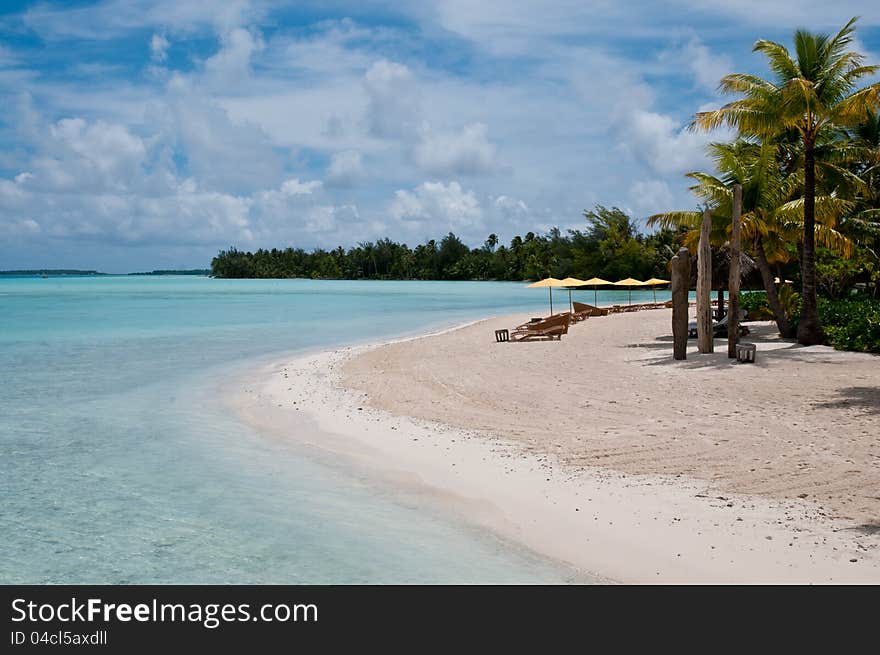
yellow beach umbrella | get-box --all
[559,277,588,313]
[612,278,647,305]
[526,277,566,315]
[643,277,670,303]
[579,277,612,307]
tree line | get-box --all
[210,206,681,282]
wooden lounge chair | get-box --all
[573,302,609,317]
[688,309,749,338]
[510,313,571,341]
[571,303,591,322]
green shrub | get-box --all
[819,297,880,353]
[738,292,879,352]
[740,291,771,318]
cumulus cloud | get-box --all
[204,27,264,86]
[681,37,732,92]
[620,110,710,175]
[325,150,364,188]
[628,179,676,217]
[34,118,147,193]
[160,78,284,193]
[363,59,420,138]
[390,181,483,232]
[413,123,498,176]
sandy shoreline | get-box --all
[232,310,880,583]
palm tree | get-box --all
[650,140,856,336]
[844,111,880,239]
[691,17,880,344]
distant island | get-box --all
[1,269,211,277]
[0,270,105,276]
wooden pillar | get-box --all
[697,209,713,353]
[671,247,690,360]
[728,184,743,358]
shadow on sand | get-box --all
[632,322,871,370]
[811,386,880,415]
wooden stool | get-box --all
[735,342,756,363]
[495,329,509,342]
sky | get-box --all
[1,1,879,272]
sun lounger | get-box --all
[510,313,571,341]
[572,302,609,318]
[688,309,749,338]
[571,306,590,322]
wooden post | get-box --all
[671,247,690,360]
[728,184,743,358]
[697,209,713,353]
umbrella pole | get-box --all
[594,287,597,307]
[629,288,632,305]
[549,287,553,315]
[568,289,572,314]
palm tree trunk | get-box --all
[797,139,824,345]
[755,238,792,337]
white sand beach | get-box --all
[234,309,880,583]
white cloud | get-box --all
[363,59,420,139]
[413,123,498,176]
[681,37,732,92]
[621,110,710,175]
[325,150,364,188]
[390,181,483,231]
[34,118,148,193]
[150,33,170,62]
[204,27,264,86]
[628,179,676,217]
[493,195,528,214]
[160,80,284,193]
[281,178,322,195]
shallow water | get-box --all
[1,276,670,583]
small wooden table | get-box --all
[735,342,756,363]
[495,329,510,342]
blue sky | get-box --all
[1,1,878,272]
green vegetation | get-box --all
[740,291,879,352]
[685,17,880,345]
[211,206,680,282]
[819,297,880,352]
[654,17,880,351]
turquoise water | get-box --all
[0,276,671,583]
